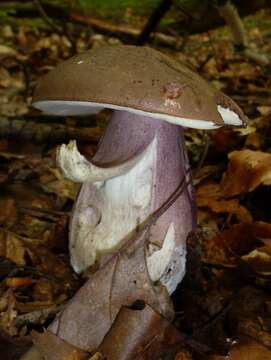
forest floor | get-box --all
[0,4,271,359]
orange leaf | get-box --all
[221,150,271,197]
[202,222,271,266]
[208,339,271,360]
[197,197,252,222]
[6,277,33,288]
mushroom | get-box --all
[32,45,246,294]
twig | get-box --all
[32,0,76,54]
[18,206,70,217]
[15,304,65,328]
[18,206,70,222]
[75,0,93,38]
[194,133,210,175]
[218,0,270,66]
[0,117,103,144]
[32,0,62,35]
[136,0,173,45]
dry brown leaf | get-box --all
[40,168,80,200]
[197,197,252,223]
[193,165,222,186]
[257,106,271,116]
[202,222,271,266]
[0,195,17,227]
[18,215,52,239]
[196,179,252,223]
[245,132,261,149]
[221,150,271,197]
[174,351,193,360]
[7,182,57,213]
[242,244,271,275]
[99,304,185,360]
[46,214,69,250]
[208,339,271,360]
[222,62,261,80]
[6,182,59,238]
[0,229,73,287]
[0,289,17,336]
[0,230,26,266]
[237,319,271,349]
[0,67,25,91]
[32,330,90,360]
[88,354,103,360]
[0,151,25,160]
[0,44,17,58]
[209,128,243,153]
[32,278,54,302]
[16,301,56,313]
[15,304,63,331]
[47,234,173,351]
[28,245,72,280]
[6,277,33,288]
[196,181,222,199]
[0,331,31,360]
[0,289,14,313]
[225,287,271,349]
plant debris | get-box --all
[0,3,271,359]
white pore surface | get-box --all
[33,100,243,129]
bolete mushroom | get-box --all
[32,45,246,294]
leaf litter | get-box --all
[0,6,271,360]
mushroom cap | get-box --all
[32,45,246,129]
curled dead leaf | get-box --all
[0,196,17,227]
[202,222,271,266]
[221,150,271,197]
[210,128,243,153]
[197,197,252,223]
[196,180,252,224]
[0,289,17,336]
[242,245,271,276]
[32,278,54,302]
[174,351,193,360]
[47,234,173,352]
[0,230,26,266]
[196,181,222,199]
[31,330,90,360]
[40,168,80,200]
[0,331,31,360]
[208,338,271,360]
[99,304,184,360]
[6,277,33,288]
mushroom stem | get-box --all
[64,110,196,294]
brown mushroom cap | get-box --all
[32,45,246,128]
